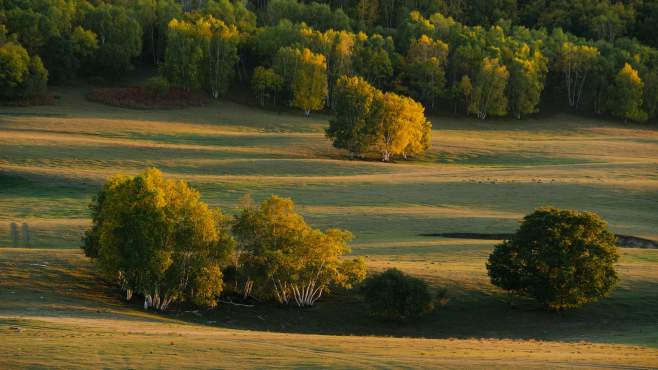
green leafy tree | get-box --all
[0,42,30,96]
[232,195,366,307]
[199,17,240,98]
[608,63,647,123]
[405,35,449,109]
[352,33,394,89]
[251,66,283,106]
[131,0,182,65]
[82,168,234,311]
[469,57,509,120]
[487,207,619,311]
[326,75,383,158]
[508,45,547,119]
[0,41,47,99]
[162,18,205,91]
[362,268,436,322]
[555,42,599,108]
[82,3,142,78]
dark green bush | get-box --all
[362,268,436,321]
[487,207,619,311]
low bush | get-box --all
[362,268,438,321]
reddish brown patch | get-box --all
[87,87,210,109]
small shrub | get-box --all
[144,76,170,99]
[362,268,436,321]
[487,207,619,311]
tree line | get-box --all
[2,0,657,125]
[83,169,620,319]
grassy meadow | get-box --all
[1,86,658,368]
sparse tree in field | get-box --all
[555,42,599,108]
[291,48,327,116]
[251,66,283,106]
[405,35,449,110]
[362,268,437,321]
[469,57,509,120]
[82,168,234,311]
[232,195,366,307]
[508,45,547,119]
[487,208,619,311]
[608,63,647,123]
[375,92,432,161]
[326,75,383,158]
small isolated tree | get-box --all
[362,268,436,321]
[608,63,647,123]
[232,195,366,307]
[487,208,619,311]
[82,168,234,311]
[251,66,283,106]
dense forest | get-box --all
[1,0,657,124]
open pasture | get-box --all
[1,87,657,368]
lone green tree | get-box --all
[82,168,234,311]
[486,208,619,311]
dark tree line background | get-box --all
[1,0,657,122]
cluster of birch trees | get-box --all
[82,168,366,311]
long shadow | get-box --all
[166,278,658,347]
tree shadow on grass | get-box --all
[168,278,658,347]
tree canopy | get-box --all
[82,168,234,310]
[232,195,366,307]
[487,207,619,311]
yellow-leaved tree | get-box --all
[376,92,432,161]
[292,48,328,116]
[232,195,366,307]
[82,168,234,311]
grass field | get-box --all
[1,85,657,368]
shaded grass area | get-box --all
[0,247,656,369]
